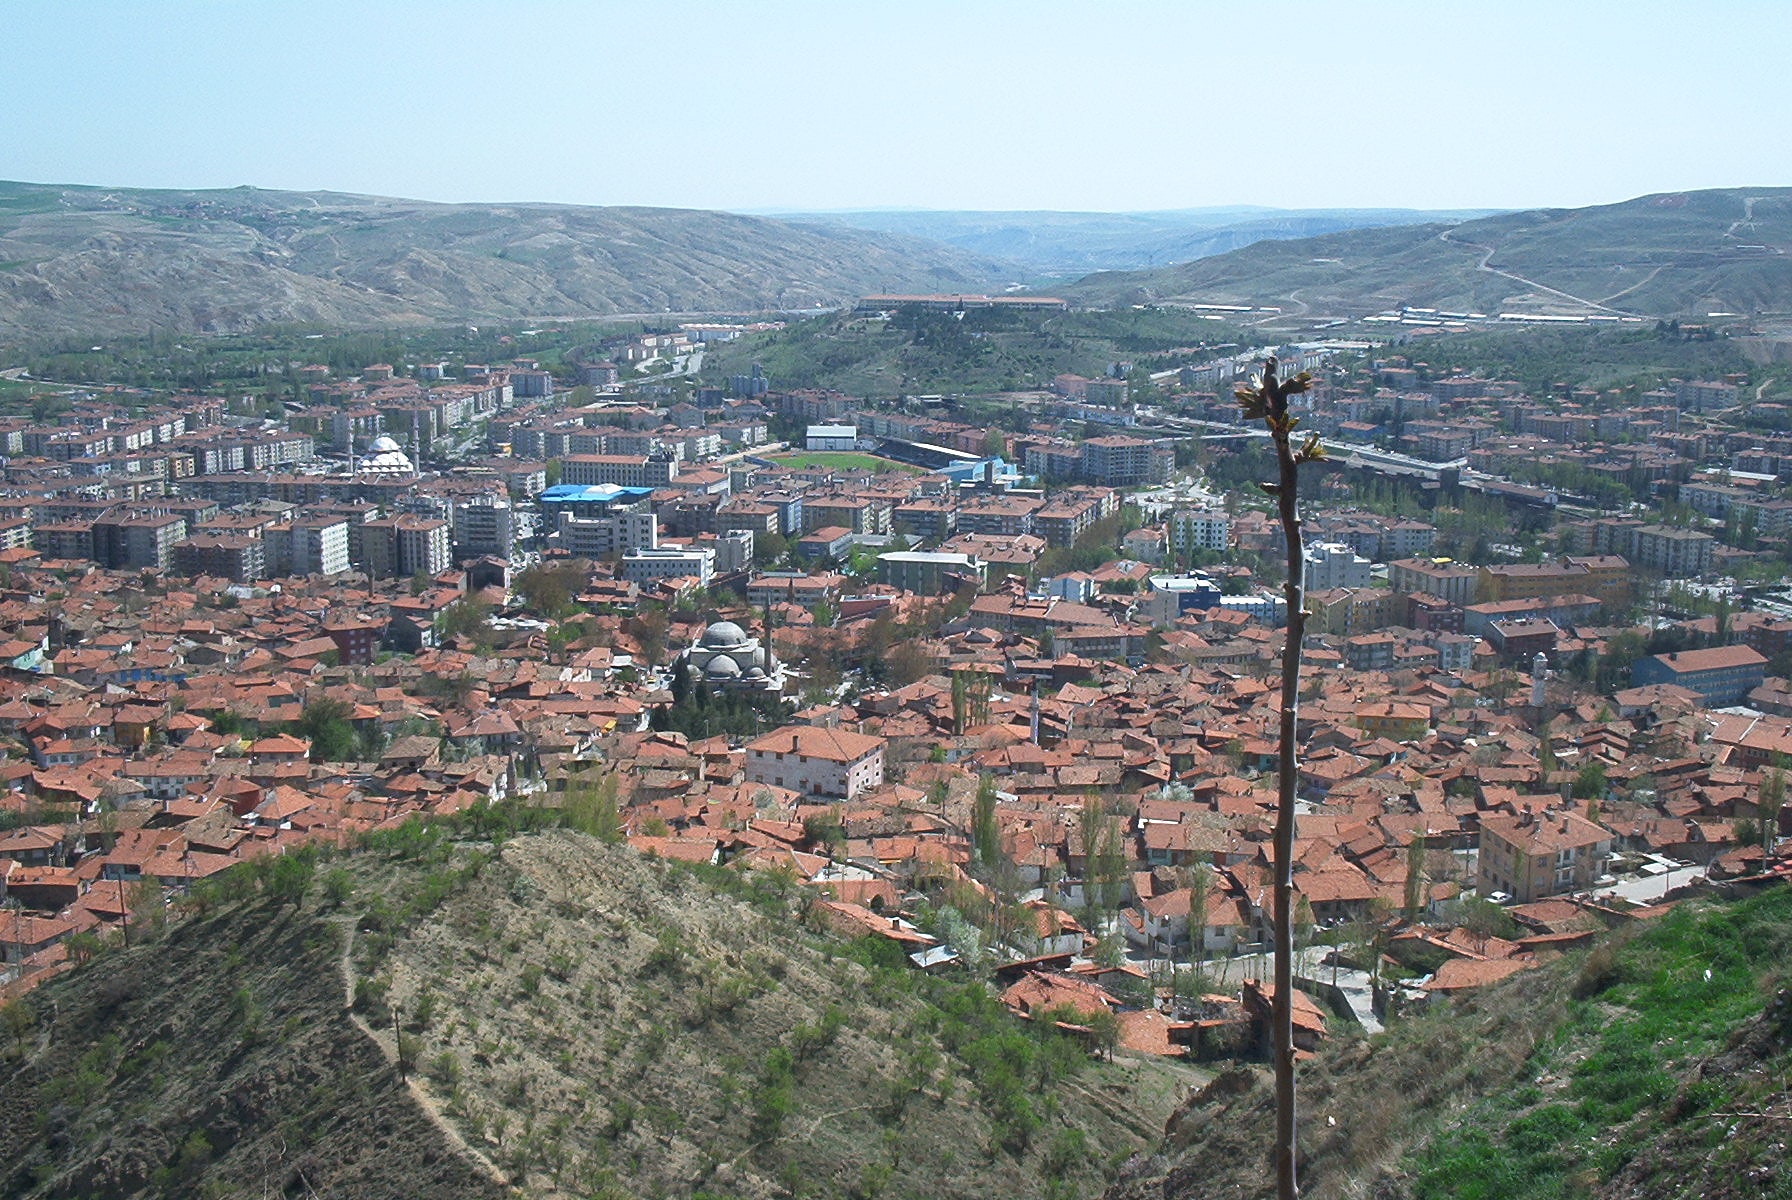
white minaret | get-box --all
[1531,651,1549,708]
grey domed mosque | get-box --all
[678,620,786,695]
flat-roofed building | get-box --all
[1389,557,1479,607]
[879,550,986,595]
[805,424,858,451]
[622,545,713,587]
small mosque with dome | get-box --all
[353,435,417,476]
[678,619,785,695]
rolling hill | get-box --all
[0,182,1017,340]
[0,827,1191,1200]
[1062,188,1792,321]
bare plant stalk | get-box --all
[1236,356,1321,1200]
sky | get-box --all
[4,0,1787,215]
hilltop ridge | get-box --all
[1062,187,1792,322]
[0,181,1016,340]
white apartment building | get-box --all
[1171,509,1231,554]
[1304,541,1373,591]
[745,725,887,799]
[556,510,659,559]
[621,545,714,588]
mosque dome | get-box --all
[700,620,750,648]
[368,435,403,454]
[704,655,743,679]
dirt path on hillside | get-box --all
[1438,229,1628,315]
[336,919,514,1191]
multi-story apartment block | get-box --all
[1478,556,1632,609]
[1628,525,1716,577]
[1080,435,1170,486]
[1675,379,1740,411]
[555,510,659,559]
[878,550,986,595]
[269,517,352,577]
[560,454,679,489]
[956,495,1043,537]
[1170,509,1231,554]
[361,516,450,580]
[1304,541,1373,591]
[172,534,266,583]
[1034,491,1107,548]
[452,494,515,559]
[92,511,188,571]
[1631,645,1768,706]
[892,496,957,541]
[1389,557,1479,608]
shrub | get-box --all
[1572,944,1621,999]
[353,975,390,1013]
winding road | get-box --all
[1437,229,1630,315]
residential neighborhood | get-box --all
[1,326,1790,1070]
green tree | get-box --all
[263,853,314,906]
[1,998,32,1055]
[297,698,358,762]
[564,770,625,844]
[972,774,1001,872]
[437,597,493,646]
[1186,857,1213,986]
[1573,761,1608,801]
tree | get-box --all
[1403,837,1427,924]
[1186,857,1214,989]
[1079,796,1125,924]
[1235,355,1323,1200]
[564,770,624,844]
[437,597,493,647]
[972,774,1001,872]
[1761,758,1787,853]
[263,853,314,906]
[297,698,358,762]
[1572,761,1608,801]
[1,998,31,1055]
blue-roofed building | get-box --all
[538,484,656,524]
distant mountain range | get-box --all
[0,182,1016,340]
[1060,188,1792,321]
[775,206,1497,276]
[2,182,1788,341]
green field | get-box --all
[766,450,924,473]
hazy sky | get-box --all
[5,0,1786,214]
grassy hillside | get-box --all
[699,305,1252,397]
[1063,188,1792,321]
[2,824,1193,1200]
[0,181,1017,338]
[1104,884,1792,1200]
